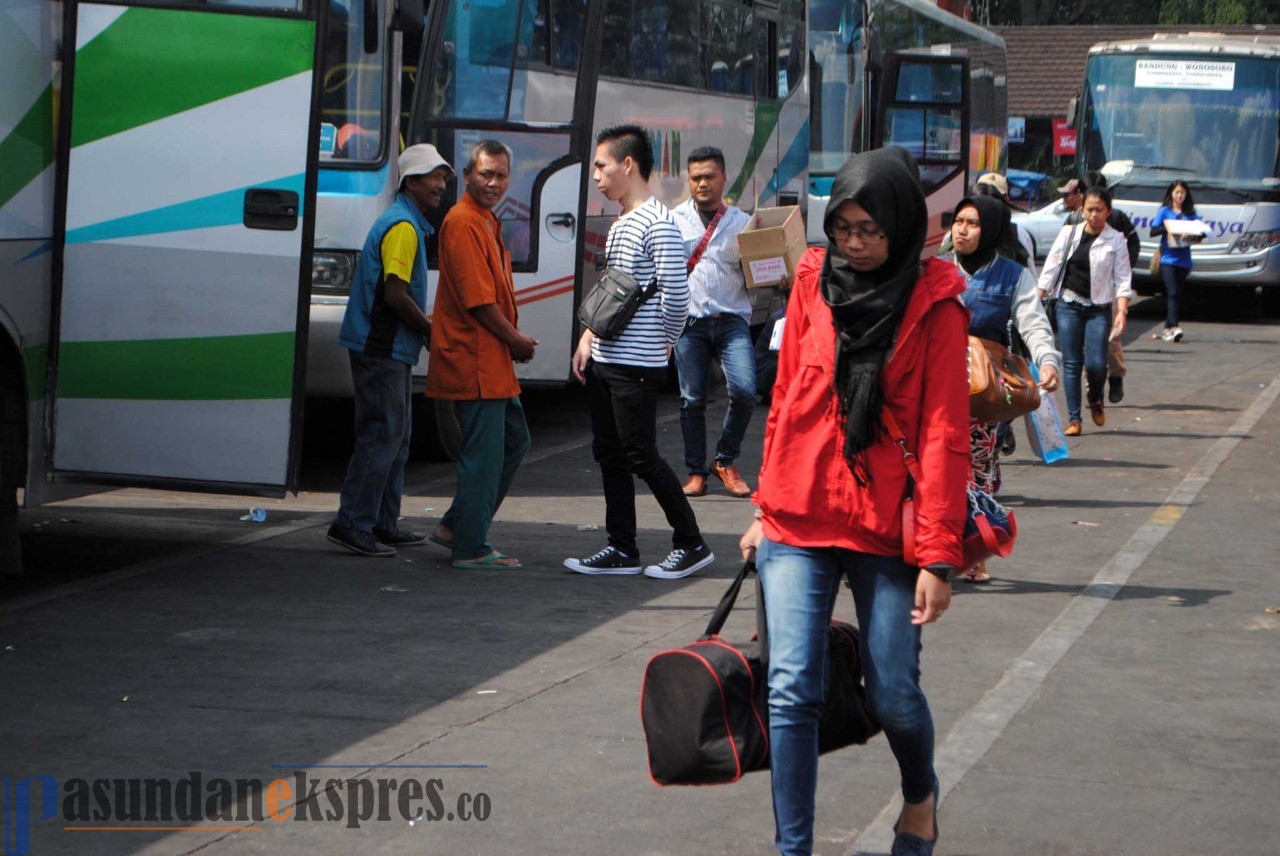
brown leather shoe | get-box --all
[1089,400,1106,427]
[1064,420,1082,436]
[682,474,707,497]
[711,462,752,498]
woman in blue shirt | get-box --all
[1150,181,1203,343]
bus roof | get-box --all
[1088,32,1280,60]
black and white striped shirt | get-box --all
[591,196,690,368]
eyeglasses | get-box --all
[831,223,887,244]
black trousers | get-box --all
[587,361,702,555]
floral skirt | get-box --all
[969,418,1001,496]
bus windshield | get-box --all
[1081,53,1280,192]
[319,0,386,163]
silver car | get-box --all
[1012,200,1071,262]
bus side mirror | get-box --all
[1066,96,1078,125]
[364,0,379,54]
[394,0,424,39]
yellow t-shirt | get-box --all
[380,221,419,283]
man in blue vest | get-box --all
[328,144,451,557]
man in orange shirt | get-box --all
[427,140,537,569]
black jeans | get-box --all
[587,361,703,555]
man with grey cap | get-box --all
[328,143,452,557]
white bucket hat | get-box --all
[398,143,453,180]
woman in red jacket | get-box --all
[740,147,969,856]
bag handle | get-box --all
[703,560,756,638]
[687,204,728,272]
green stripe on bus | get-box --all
[0,83,55,212]
[727,102,783,205]
[71,8,315,148]
[56,332,296,401]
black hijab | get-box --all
[820,146,927,465]
[953,195,1009,274]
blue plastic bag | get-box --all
[1024,363,1069,464]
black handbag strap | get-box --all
[703,560,772,668]
[704,560,755,637]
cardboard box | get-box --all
[737,206,806,288]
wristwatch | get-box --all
[923,563,959,583]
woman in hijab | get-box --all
[949,196,1060,583]
[739,147,969,856]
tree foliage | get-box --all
[988,0,1278,25]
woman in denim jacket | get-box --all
[950,196,1060,581]
[1037,188,1134,435]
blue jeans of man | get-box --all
[757,538,935,856]
[440,397,531,559]
[674,314,757,475]
[334,351,412,533]
[1055,299,1111,423]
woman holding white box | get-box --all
[1150,180,1205,342]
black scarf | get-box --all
[954,195,1009,275]
[820,147,927,464]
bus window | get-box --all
[701,0,752,95]
[778,17,805,99]
[634,0,700,88]
[320,0,386,162]
[895,61,962,104]
[755,20,775,98]
[552,0,587,70]
[429,0,517,119]
[601,0,631,78]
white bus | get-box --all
[0,0,1002,571]
[807,0,1007,250]
[1077,32,1280,290]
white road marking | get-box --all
[851,372,1280,854]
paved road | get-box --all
[3,298,1279,855]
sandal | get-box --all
[959,562,991,584]
[428,529,454,550]
[451,551,522,570]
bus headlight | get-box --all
[1231,231,1280,253]
[312,251,356,294]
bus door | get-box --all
[49,0,325,494]
[412,0,598,385]
[876,53,969,253]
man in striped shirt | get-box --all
[564,124,714,581]
[671,146,756,499]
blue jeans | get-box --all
[1055,300,1111,422]
[441,398,531,559]
[334,351,412,533]
[758,538,935,856]
[1161,263,1189,328]
[674,314,757,475]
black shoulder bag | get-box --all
[577,267,654,339]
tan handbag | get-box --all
[1148,249,1161,277]
[968,336,1041,422]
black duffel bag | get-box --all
[640,561,880,786]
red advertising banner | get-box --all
[1052,119,1077,156]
